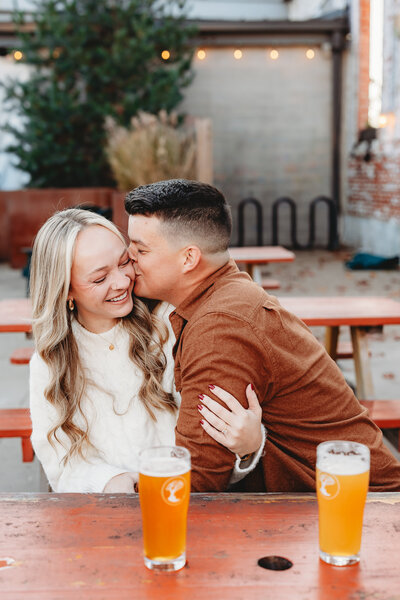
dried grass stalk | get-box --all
[105,111,197,191]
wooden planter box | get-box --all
[2,188,113,268]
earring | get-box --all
[68,298,74,311]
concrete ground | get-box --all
[0,249,399,491]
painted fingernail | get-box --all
[208,384,215,390]
[250,383,254,391]
[197,404,203,411]
[198,394,204,400]
[200,419,204,425]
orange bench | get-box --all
[360,400,400,450]
[0,408,34,462]
[10,347,34,365]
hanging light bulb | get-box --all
[161,50,170,60]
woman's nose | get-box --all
[111,268,134,289]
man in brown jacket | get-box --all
[125,179,400,492]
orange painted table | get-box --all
[0,492,399,600]
[229,246,295,282]
[278,296,400,399]
[0,299,32,333]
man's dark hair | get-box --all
[125,179,232,253]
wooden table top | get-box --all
[0,299,32,333]
[229,246,295,264]
[278,296,400,327]
[0,492,399,600]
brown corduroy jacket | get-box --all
[171,260,400,492]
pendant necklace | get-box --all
[77,319,118,351]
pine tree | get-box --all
[3,0,195,187]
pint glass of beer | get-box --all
[138,446,191,571]
[316,440,370,566]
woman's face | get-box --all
[69,225,135,333]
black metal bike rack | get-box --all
[237,197,263,247]
[237,195,339,250]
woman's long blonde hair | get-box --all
[30,208,177,463]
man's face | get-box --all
[127,214,183,302]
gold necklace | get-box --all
[77,319,118,351]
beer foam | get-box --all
[140,456,190,477]
[317,454,369,475]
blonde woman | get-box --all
[29,209,265,493]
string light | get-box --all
[161,50,170,60]
[306,49,315,59]
[233,49,242,60]
[13,50,23,61]
[197,49,206,60]
[270,49,279,60]
[378,114,388,127]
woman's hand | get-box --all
[198,384,263,457]
[103,472,138,493]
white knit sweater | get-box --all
[30,303,264,492]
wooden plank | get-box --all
[279,296,400,327]
[351,326,375,400]
[324,325,339,360]
[194,118,213,184]
[10,347,34,365]
[360,400,400,428]
[0,299,32,333]
[0,408,33,463]
[230,246,295,264]
[0,493,399,599]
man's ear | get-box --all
[181,245,201,273]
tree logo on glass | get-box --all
[161,477,188,505]
[318,471,340,500]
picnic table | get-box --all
[279,296,400,399]
[229,246,295,283]
[0,299,32,333]
[0,492,399,599]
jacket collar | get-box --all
[172,259,239,321]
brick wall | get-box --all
[348,146,400,221]
[345,0,400,253]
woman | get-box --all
[30,209,265,492]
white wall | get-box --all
[187,0,288,21]
[181,45,332,245]
[0,58,31,190]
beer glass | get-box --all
[316,440,370,566]
[138,446,191,571]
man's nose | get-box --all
[128,247,137,262]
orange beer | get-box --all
[316,441,370,566]
[139,446,191,571]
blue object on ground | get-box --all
[345,253,399,270]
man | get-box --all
[125,179,400,492]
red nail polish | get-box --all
[250,383,254,391]
[200,419,204,425]
[209,384,215,390]
[198,394,204,400]
[197,404,203,411]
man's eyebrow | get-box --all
[88,249,128,275]
[132,238,150,248]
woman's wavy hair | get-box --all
[30,208,177,464]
